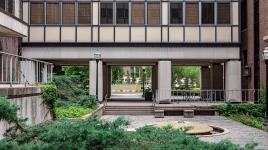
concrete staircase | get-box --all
[104,105,154,115]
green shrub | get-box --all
[215,103,265,118]
[55,106,92,118]
[229,114,263,129]
[0,97,26,138]
[41,83,57,120]
[53,75,97,109]
[0,117,248,150]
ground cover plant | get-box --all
[0,117,252,150]
[50,66,97,118]
[213,102,267,131]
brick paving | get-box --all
[101,115,268,150]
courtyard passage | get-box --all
[101,115,268,150]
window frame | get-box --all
[116,2,129,25]
[185,2,199,25]
[100,2,114,25]
[131,2,145,25]
[169,2,183,25]
[30,2,44,25]
[201,2,215,25]
[147,2,161,26]
[78,2,92,25]
[62,2,76,25]
[46,2,60,25]
[217,2,231,25]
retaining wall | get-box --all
[0,86,52,139]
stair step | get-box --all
[104,111,154,115]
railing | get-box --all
[155,89,263,104]
[0,51,53,87]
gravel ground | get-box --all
[101,115,268,150]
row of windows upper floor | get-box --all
[1,0,21,18]
[25,0,239,26]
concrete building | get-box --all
[241,0,268,91]
[20,0,241,103]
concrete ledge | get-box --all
[78,104,104,120]
[154,110,164,118]
[184,110,194,118]
[0,86,41,97]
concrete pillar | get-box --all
[201,66,211,90]
[225,60,242,102]
[89,60,103,102]
[157,61,171,103]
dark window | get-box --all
[148,3,160,25]
[46,3,60,24]
[116,3,128,24]
[132,3,144,25]
[217,3,230,24]
[100,3,113,24]
[8,0,13,14]
[62,3,75,24]
[78,3,91,24]
[202,3,214,24]
[0,0,5,10]
[170,3,183,24]
[31,3,44,24]
[186,3,199,24]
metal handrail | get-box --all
[0,51,53,87]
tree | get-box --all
[111,66,124,84]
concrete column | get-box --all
[157,61,171,103]
[89,60,103,102]
[201,66,211,90]
[225,60,242,102]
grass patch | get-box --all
[55,106,92,118]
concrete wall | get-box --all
[0,87,52,139]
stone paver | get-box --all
[101,115,268,150]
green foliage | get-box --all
[112,66,124,84]
[53,75,97,109]
[41,83,57,120]
[0,97,20,123]
[215,103,265,118]
[172,66,201,90]
[229,114,263,129]
[0,117,247,150]
[55,105,92,118]
[0,97,26,138]
[63,66,89,89]
[213,103,266,131]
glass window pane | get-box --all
[170,3,183,24]
[0,0,5,10]
[100,3,113,24]
[218,3,230,24]
[132,3,144,25]
[116,3,128,24]
[78,3,91,24]
[148,3,160,25]
[62,3,75,24]
[202,3,214,24]
[31,3,44,24]
[47,3,60,24]
[186,3,199,24]
[8,0,13,14]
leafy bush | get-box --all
[0,117,248,150]
[215,103,265,118]
[229,114,263,129]
[55,106,92,118]
[0,97,26,138]
[53,75,97,109]
[41,83,57,120]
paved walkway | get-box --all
[101,115,268,150]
